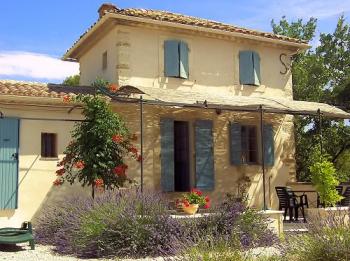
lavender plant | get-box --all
[281,210,350,261]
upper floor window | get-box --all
[41,133,57,158]
[164,40,189,79]
[239,51,261,86]
[102,51,107,70]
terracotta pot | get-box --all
[182,204,199,215]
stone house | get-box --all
[0,3,348,227]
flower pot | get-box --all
[182,204,199,215]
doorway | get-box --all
[174,121,190,191]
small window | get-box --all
[102,51,107,70]
[41,133,57,158]
[239,51,261,86]
[164,40,189,79]
[241,126,258,164]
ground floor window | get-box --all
[41,133,57,158]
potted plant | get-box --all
[176,189,210,215]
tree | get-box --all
[62,74,80,86]
[54,84,139,198]
[271,16,350,181]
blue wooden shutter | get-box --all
[164,40,180,77]
[160,119,175,192]
[0,118,19,210]
[239,51,254,85]
[179,41,189,79]
[230,123,242,165]
[195,120,214,190]
[263,124,274,166]
[252,52,261,85]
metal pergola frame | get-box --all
[1,87,348,210]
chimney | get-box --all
[98,3,118,18]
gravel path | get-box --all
[0,244,168,261]
[0,243,280,260]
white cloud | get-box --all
[0,51,79,81]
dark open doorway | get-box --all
[174,121,191,192]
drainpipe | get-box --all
[260,105,267,210]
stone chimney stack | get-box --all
[98,3,118,18]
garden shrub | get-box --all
[184,197,278,252]
[35,190,187,258]
[36,191,277,259]
[282,211,350,261]
[309,154,343,207]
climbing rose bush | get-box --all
[54,92,139,195]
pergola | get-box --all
[2,84,349,210]
[111,85,350,210]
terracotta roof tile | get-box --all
[65,6,308,59]
[112,8,307,44]
[0,80,96,100]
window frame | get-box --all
[240,125,258,165]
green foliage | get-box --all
[271,16,317,42]
[62,74,80,86]
[309,155,343,206]
[272,16,350,182]
[91,77,109,88]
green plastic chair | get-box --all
[0,222,35,250]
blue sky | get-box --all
[0,0,349,83]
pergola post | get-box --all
[259,105,267,210]
[140,96,144,193]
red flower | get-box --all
[53,179,63,186]
[74,161,85,169]
[56,168,65,176]
[63,95,71,103]
[137,155,143,162]
[204,202,210,209]
[182,199,190,207]
[108,83,119,93]
[128,146,138,154]
[205,196,210,203]
[112,134,123,143]
[113,164,128,176]
[191,188,203,196]
[94,178,104,187]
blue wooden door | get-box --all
[0,118,19,209]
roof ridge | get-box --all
[110,7,308,44]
